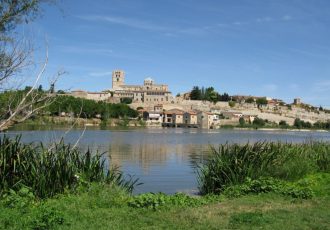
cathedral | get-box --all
[71,70,174,104]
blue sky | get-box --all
[28,0,330,107]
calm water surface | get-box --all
[3,127,330,194]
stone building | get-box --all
[71,70,174,104]
[110,70,174,104]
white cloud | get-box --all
[78,15,169,31]
[281,15,292,21]
[256,17,273,23]
[58,45,113,55]
[89,71,113,77]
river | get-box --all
[2,127,330,194]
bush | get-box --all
[253,117,266,127]
[223,177,314,199]
[228,101,236,107]
[198,142,330,195]
[128,193,218,210]
[0,136,138,198]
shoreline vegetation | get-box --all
[0,137,329,229]
[1,92,330,132]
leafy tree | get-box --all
[239,117,245,126]
[57,90,65,94]
[120,97,132,104]
[218,93,230,102]
[245,97,255,103]
[279,120,288,127]
[253,117,266,127]
[228,101,236,108]
[256,97,268,106]
[0,0,57,131]
[190,86,202,100]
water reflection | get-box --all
[2,127,330,194]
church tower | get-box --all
[112,70,125,89]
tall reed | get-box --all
[198,141,330,195]
[0,136,138,198]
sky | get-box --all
[25,0,330,107]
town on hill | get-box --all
[68,70,330,129]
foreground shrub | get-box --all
[128,193,220,210]
[198,141,330,195]
[223,177,314,199]
[0,136,138,198]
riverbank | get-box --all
[1,173,329,229]
[6,115,330,133]
[1,138,329,229]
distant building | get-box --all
[197,111,215,129]
[294,98,301,105]
[71,70,174,104]
[183,111,198,126]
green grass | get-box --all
[1,173,329,229]
[1,138,330,229]
[0,136,138,198]
[198,141,330,194]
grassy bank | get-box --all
[0,173,329,229]
[0,138,329,229]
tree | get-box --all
[239,117,245,126]
[253,117,266,127]
[245,97,255,103]
[0,0,59,131]
[279,120,288,127]
[256,97,268,106]
[294,118,303,129]
[228,101,236,108]
[218,93,230,102]
[190,86,202,100]
[120,97,132,104]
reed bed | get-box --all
[0,136,138,198]
[198,141,330,195]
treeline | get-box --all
[237,117,330,130]
[190,86,230,103]
[45,96,138,119]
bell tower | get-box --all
[112,70,125,89]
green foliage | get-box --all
[0,136,138,198]
[229,211,272,228]
[279,120,288,128]
[190,86,202,100]
[218,92,230,102]
[223,177,314,199]
[29,205,65,230]
[256,97,268,106]
[190,86,229,103]
[198,141,330,195]
[120,97,132,104]
[44,95,138,119]
[294,118,313,129]
[228,101,236,107]
[239,117,245,126]
[128,192,219,210]
[245,97,255,103]
[252,117,266,127]
[313,120,330,130]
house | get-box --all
[183,111,198,127]
[243,115,257,123]
[163,109,185,127]
[197,111,215,129]
[222,111,243,119]
[143,111,163,123]
[154,104,163,112]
